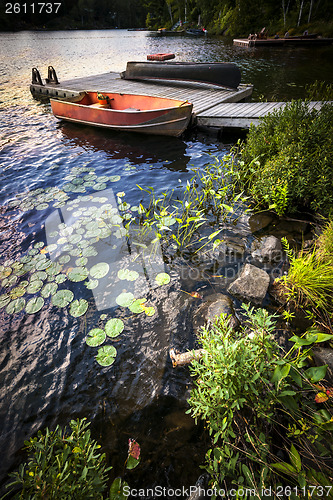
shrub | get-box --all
[236,100,333,215]
[187,305,333,497]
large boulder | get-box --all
[227,263,270,305]
[192,293,239,332]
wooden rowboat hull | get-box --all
[50,91,193,137]
[121,61,241,89]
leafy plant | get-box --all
[4,419,141,500]
[4,418,111,499]
[235,100,333,215]
[187,305,333,497]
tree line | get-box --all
[1,0,332,36]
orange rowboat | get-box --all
[50,91,193,137]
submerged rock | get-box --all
[251,235,283,263]
[192,293,239,331]
[249,212,276,232]
[227,263,270,305]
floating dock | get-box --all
[233,37,333,47]
[30,70,331,132]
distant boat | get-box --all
[185,28,206,36]
[50,91,193,137]
[121,61,241,89]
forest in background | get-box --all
[1,0,333,37]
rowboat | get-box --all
[121,61,241,89]
[50,91,193,137]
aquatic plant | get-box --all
[127,154,247,257]
[4,418,141,499]
[187,305,333,496]
[275,229,333,332]
[236,100,333,215]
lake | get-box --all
[0,29,332,496]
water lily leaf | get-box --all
[86,328,106,347]
[85,279,99,290]
[26,296,44,314]
[10,286,26,299]
[105,318,124,338]
[35,258,52,271]
[96,345,117,366]
[82,246,98,257]
[93,182,107,191]
[70,299,89,317]
[43,244,58,254]
[0,267,12,279]
[155,272,171,286]
[109,175,121,182]
[6,297,26,314]
[90,262,109,280]
[68,266,89,282]
[116,292,134,308]
[36,203,49,211]
[26,280,43,294]
[55,274,67,284]
[46,262,62,276]
[52,289,74,308]
[75,257,88,267]
[2,275,18,288]
[41,282,58,298]
[34,241,44,249]
[0,293,11,308]
[144,305,156,317]
[31,271,47,281]
[129,298,146,314]
[59,254,71,264]
[117,269,139,281]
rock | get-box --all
[251,235,283,263]
[227,263,270,305]
[192,293,239,331]
[249,212,275,233]
[312,347,333,383]
[224,237,246,257]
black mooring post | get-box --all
[45,66,59,84]
[32,67,44,86]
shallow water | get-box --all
[0,29,332,496]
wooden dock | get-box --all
[30,70,253,117]
[30,70,331,131]
[233,37,333,47]
[195,101,331,129]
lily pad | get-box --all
[6,297,26,314]
[117,269,139,281]
[55,274,67,284]
[68,266,89,282]
[26,296,44,314]
[10,286,26,299]
[105,318,124,338]
[0,293,11,308]
[86,328,106,347]
[52,289,74,308]
[144,306,156,317]
[109,175,121,182]
[129,298,146,314]
[26,280,43,294]
[85,279,99,290]
[155,272,171,286]
[41,282,58,298]
[116,292,134,308]
[95,345,117,366]
[70,299,89,317]
[89,262,109,280]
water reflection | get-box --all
[60,122,190,171]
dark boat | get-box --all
[185,28,206,36]
[121,61,242,90]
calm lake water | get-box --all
[0,29,332,496]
